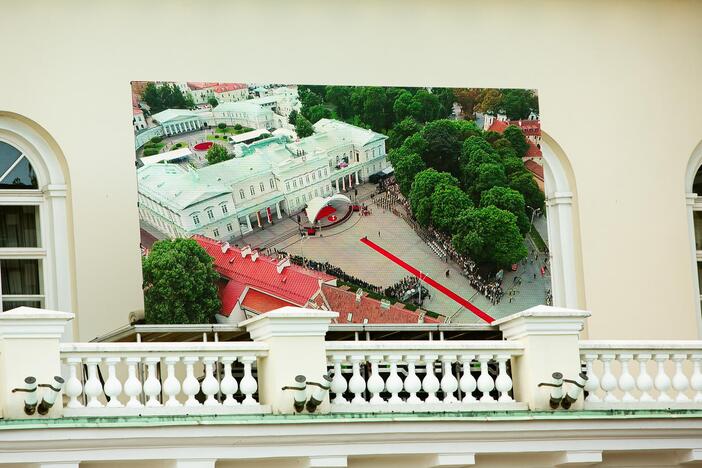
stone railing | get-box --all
[59,342,269,416]
[325,341,526,412]
[580,341,702,408]
[10,305,702,420]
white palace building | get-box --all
[136,119,389,240]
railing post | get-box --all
[493,305,589,411]
[240,307,337,414]
[0,307,74,419]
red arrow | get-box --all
[360,237,495,324]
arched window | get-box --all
[0,115,73,335]
[250,185,255,196]
[239,189,245,200]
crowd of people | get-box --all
[274,250,386,296]
[384,276,430,305]
[373,176,402,211]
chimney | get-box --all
[241,245,252,258]
[276,257,291,274]
[251,251,259,262]
[355,288,363,303]
[221,241,230,253]
[380,299,391,310]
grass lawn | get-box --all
[170,142,188,150]
[214,126,254,135]
[529,224,548,252]
[142,142,165,154]
[206,134,229,141]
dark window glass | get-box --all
[0,141,22,176]
[1,259,41,295]
[0,157,38,189]
[695,212,702,251]
[3,300,42,310]
[0,206,39,247]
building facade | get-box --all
[132,107,146,132]
[212,101,284,130]
[136,119,389,241]
[151,109,204,136]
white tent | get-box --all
[305,193,352,223]
[140,147,193,165]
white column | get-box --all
[355,171,360,184]
[276,200,282,219]
[240,307,338,414]
[245,215,252,232]
[342,176,346,191]
[0,308,74,419]
[549,193,578,308]
[494,305,590,410]
[335,179,340,192]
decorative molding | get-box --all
[555,450,602,466]
[240,307,338,340]
[493,305,590,340]
[0,306,73,339]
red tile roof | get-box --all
[133,107,143,115]
[488,119,541,137]
[241,288,297,313]
[187,82,219,90]
[213,83,247,93]
[526,141,542,158]
[321,284,441,324]
[194,235,334,317]
[524,160,544,181]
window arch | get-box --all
[0,113,73,338]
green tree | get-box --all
[409,169,459,225]
[430,183,474,234]
[387,117,421,150]
[413,89,442,122]
[500,89,539,120]
[509,172,545,211]
[452,206,528,269]
[393,90,421,122]
[299,88,322,108]
[142,238,221,324]
[418,119,463,176]
[206,143,231,165]
[288,109,299,125]
[474,89,503,114]
[303,104,333,124]
[453,88,481,117]
[391,150,426,196]
[472,162,508,199]
[142,82,163,113]
[503,125,530,158]
[324,86,353,118]
[480,186,530,235]
[295,114,314,138]
[360,87,388,130]
[208,96,219,107]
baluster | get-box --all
[104,357,123,407]
[84,357,104,408]
[143,357,162,407]
[385,355,403,404]
[64,357,84,408]
[618,353,636,402]
[600,353,618,403]
[635,353,654,402]
[459,354,477,403]
[404,354,422,404]
[163,356,182,407]
[220,357,239,406]
[422,354,440,403]
[440,354,458,403]
[672,353,690,402]
[582,354,601,403]
[654,353,672,402]
[240,355,258,405]
[367,355,385,404]
[330,354,348,404]
[477,354,495,402]
[201,357,220,406]
[124,357,143,408]
[182,356,201,407]
[691,354,702,402]
[348,354,367,404]
[494,354,514,403]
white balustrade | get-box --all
[325,342,525,412]
[59,342,269,416]
[580,342,702,409]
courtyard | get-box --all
[246,186,551,324]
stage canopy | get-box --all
[305,193,351,222]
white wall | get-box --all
[1,1,702,340]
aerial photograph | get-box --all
[132,81,548,325]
